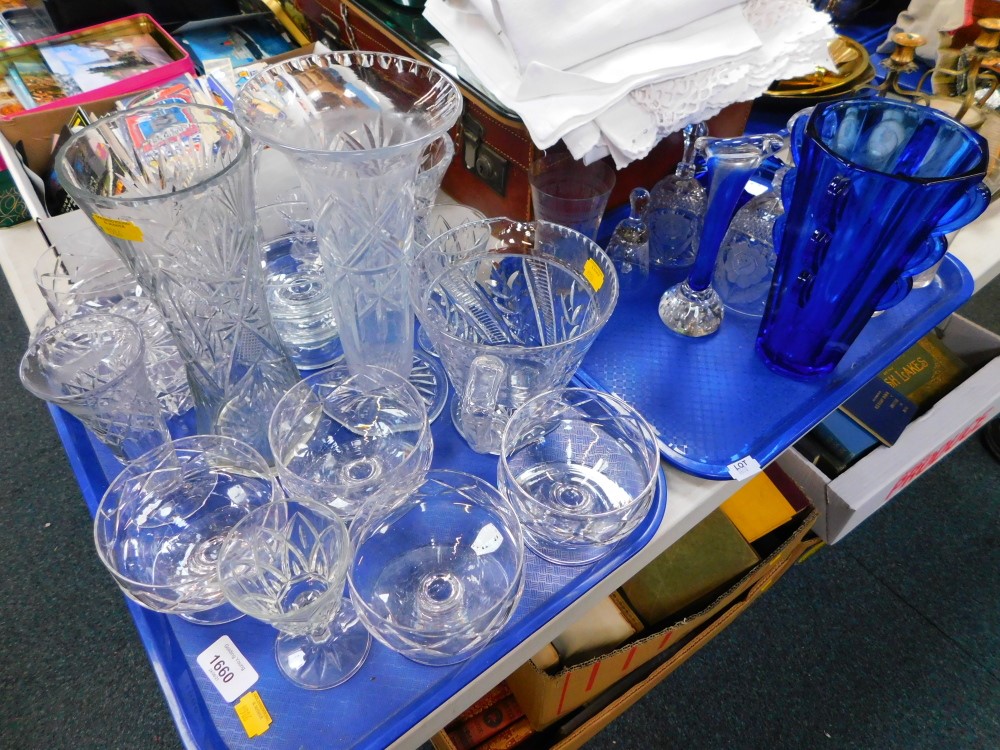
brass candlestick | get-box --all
[871,32,930,103]
[921,18,1000,124]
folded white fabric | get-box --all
[580,0,835,166]
[425,0,834,168]
[424,0,760,148]
[474,0,746,73]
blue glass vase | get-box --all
[757,98,991,379]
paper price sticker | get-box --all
[471,523,504,555]
[92,214,144,242]
[726,456,762,481]
[582,258,604,291]
[196,635,259,703]
[235,691,272,738]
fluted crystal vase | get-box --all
[55,104,300,458]
[235,52,463,383]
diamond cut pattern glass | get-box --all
[54,104,300,458]
[235,52,462,382]
[219,499,371,690]
[20,313,169,463]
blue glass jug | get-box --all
[756,98,991,379]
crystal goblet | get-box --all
[268,364,433,521]
[218,498,371,689]
[349,470,525,666]
[94,436,277,624]
[497,388,659,566]
[20,313,170,463]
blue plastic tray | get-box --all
[50,392,668,750]
[577,254,974,480]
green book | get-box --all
[619,510,760,627]
[878,333,968,412]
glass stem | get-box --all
[308,623,333,644]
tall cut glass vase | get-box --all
[235,52,463,383]
[55,104,300,459]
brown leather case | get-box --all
[295,0,752,219]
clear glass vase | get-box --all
[235,52,463,382]
[54,104,300,459]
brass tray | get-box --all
[765,36,872,100]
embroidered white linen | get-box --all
[424,0,835,167]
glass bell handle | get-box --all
[628,186,650,221]
[675,122,708,178]
[686,133,785,292]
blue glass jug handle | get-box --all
[874,274,914,312]
[785,106,813,159]
[901,234,947,278]
[933,183,991,235]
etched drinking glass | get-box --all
[20,313,169,463]
[497,388,659,565]
[268,364,433,522]
[349,470,524,666]
[529,149,616,241]
[94,436,277,624]
[219,498,371,689]
[235,52,463,386]
[54,103,300,459]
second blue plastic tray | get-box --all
[577,254,974,480]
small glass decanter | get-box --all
[605,187,651,295]
[713,165,789,318]
[648,122,708,268]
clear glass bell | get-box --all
[605,187,651,295]
[648,122,708,268]
[713,166,788,318]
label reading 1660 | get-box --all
[196,635,259,703]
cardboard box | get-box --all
[504,507,818,731]
[433,521,821,750]
[777,314,1000,544]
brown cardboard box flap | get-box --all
[507,507,817,730]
